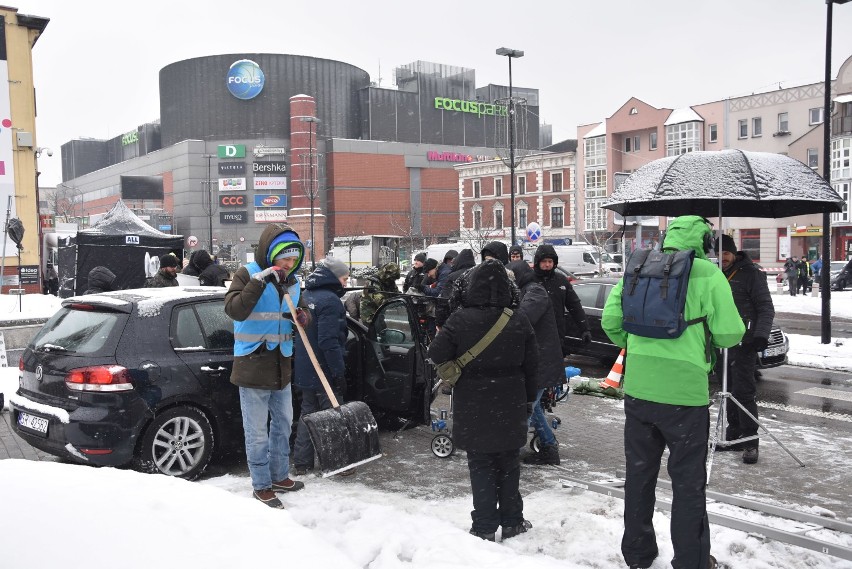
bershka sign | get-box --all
[218,162,246,176]
[254,194,287,208]
[253,161,287,175]
[433,97,508,117]
[220,195,246,207]
[218,145,246,159]
[253,176,287,190]
[219,178,246,191]
[220,211,248,224]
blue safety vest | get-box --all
[233,261,300,357]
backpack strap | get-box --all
[457,308,513,367]
[659,253,676,300]
[627,249,651,296]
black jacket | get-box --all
[403,266,424,292]
[435,249,476,327]
[533,245,589,342]
[427,260,538,453]
[199,263,230,287]
[84,266,117,294]
[723,251,775,345]
[182,249,213,277]
[508,261,565,389]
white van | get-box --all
[550,245,619,276]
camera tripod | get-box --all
[707,348,805,482]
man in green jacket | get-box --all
[602,215,745,569]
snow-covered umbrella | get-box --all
[602,149,845,218]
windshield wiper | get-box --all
[39,343,73,353]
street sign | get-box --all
[526,222,542,242]
[218,144,246,159]
[187,235,199,247]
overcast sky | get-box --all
[20,0,852,187]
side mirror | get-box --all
[379,328,406,344]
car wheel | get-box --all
[554,382,570,402]
[529,435,541,453]
[138,406,214,480]
[431,434,454,458]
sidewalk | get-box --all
[0,408,53,462]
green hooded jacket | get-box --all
[601,215,745,406]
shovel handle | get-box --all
[282,290,340,408]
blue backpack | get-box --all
[621,248,705,339]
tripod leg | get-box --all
[726,395,806,467]
[706,396,725,485]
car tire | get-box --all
[137,406,215,480]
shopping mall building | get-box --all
[58,55,542,261]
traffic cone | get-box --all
[599,349,625,390]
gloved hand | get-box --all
[283,307,311,327]
[581,330,592,344]
[526,402,535,419]
[752,337,769,353]
[251,266,286,284]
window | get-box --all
[624,137,632,153]
[372,302,414,347]
[666,122,702,156]
[633,135,640,151]
[709,124,718,143]
[809,107,824,125]
[831,137,851,180]
[629,107,638,115]
[473,179,481,198]
[517,175,526,195]
[832,181,850,224]
[573,283,602,309]
[752,117,762,137]
[517,208,527,228]
[473,208,482,230]
[494,177,502,196]
[778,112,789,133]
[585,168,607,198]
[808,148,819,169]
[650,131,658,150]
[738,119,748,139]
[584,199,607,231]
[550,206,564,228]
[740,229,760,263]
[584,136,606,167]
[494,208,503,230]
[551,172,563,192]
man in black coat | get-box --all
[716,235,775,465]
[403,252,427,291]
[533,244,591,353]
[84,266,117,294]
[508,260,566,466]
[427,259,538,542]
[435,249,476,328]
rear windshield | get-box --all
[31,307,125,356]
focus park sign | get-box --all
[434,97,508,118]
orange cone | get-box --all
[599,349,625,390]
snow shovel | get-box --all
[282,291,382,477]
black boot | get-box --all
[743,447,759,464]
[501,519,532,540]
[522,443,560,465]
[469,529,495,541]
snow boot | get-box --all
[742,447,759,464]
[469,529,495,541]
[501,519,532,540]
[522,443,560,466]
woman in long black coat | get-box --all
[427,259,538,541]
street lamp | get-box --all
[300,116,321,269]
[821,0,850,344]
[202,154,216,253]
[496,47,524,245]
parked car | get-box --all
[11,288,435,480]
[561,278,788,369]
[831,260,852,291]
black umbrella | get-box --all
[602,149,845,218]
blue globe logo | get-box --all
[226,59,265,100]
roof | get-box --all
[541,139,578,153]
[664,107,704,126]
[583,123,606,138]
[835,93,852,104]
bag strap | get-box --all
[456,308,513,367]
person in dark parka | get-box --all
[403,252,427,292]
[435,249,476,328]
[145,254,180,288]
[292,258,351,475]
[533,244,591,353]
[715,235,775,465]
[508,245,524,263]
[84,266,118,294]
[427,259,538,542]
[182,249,212,277]
[507,260,566,466]
[480,241,509,265]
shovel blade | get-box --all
[301,401,382,477]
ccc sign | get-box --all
[220,195,245,207]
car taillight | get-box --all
[65,366,134,392]
[19,358,24,371]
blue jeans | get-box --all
[239,385,293,491]
[292,386,337,468]
[529,388,557,447]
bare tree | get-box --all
[459,226,497,259]
[388,209,423,263]
[43,185,78,223]
[583,226,618,274]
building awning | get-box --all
[834,93,852,104]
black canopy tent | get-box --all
[58,200,183,297]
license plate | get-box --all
[17,412,49,435]
[763,346,784,357]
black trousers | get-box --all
[466,449,523,534]
[622,396,711,569]
[725,343,759,448]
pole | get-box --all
[821,0,834,344]
[309,121,315,270]
[508,56,516,245]
[0,196,11,294]
[207,154,214,254]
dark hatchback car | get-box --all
[562,278,789,369]
[11,288,436,479]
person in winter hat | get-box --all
[602,215,745,569]
[427,259,538,542]
[715,234,775,465]
[84,266,118,294]
[403,252,427,292]
[533,244,591,353]
[360,262,400,323]
[199,256,231,287]
[507,260,565,467]
[292,258,353,476]
[182,249,213,277]
[145,254,179,288]
[224,223,310,508]
[508,245,524,263]
[435,249,476,328]
[480,241,509,265]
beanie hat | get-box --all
[266,229,303,267]
[423,258,439,272]
[717,234,737,255]
[272,246,302,261]
[159,254,179,269]
[414,252,427,263]
[444,249,459,262]
[323,258,350,279]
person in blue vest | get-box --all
[225,223,311,509]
